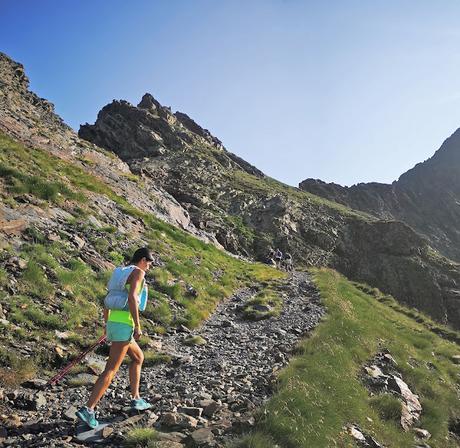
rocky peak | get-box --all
[79,94,265,179]
[0,52,30,94]
[137,92,176,123]
[398,127,460,190]
[79,97,184,160]
[137,92,163,112]
[0,52,59,127]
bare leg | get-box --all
[127,341,144,399]
[87,341,130,409]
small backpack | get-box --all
[104,265,148,311]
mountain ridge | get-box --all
[77,88,460,330]
[300,127,460,262]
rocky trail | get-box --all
[1,271,324,447]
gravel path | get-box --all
[1,271,324,447]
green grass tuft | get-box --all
[123,427,158,447]
[0,345,37,387]
[369,394,402,422]
[183,335,207,346]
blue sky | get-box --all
[2,0,460,187]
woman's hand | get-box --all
[133,326,142,341]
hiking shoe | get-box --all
[131,398,152,411]
[76,406,99,429]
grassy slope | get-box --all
[236,268,460,448]
[0,132,283,386]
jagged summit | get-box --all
[79,93,264,177]
[0,52,69,144]
[136,93,226,149]
[137,92,165,113]
[398,127,460,184]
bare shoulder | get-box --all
[128,267,145,284]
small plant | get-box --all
[151,325,166,335]
[109,250,124,265]
[23,305,65,330]
[0,346,37,387]
[235,432,278,448]
[25,227,47,244]
[143,297,173,326]
[121,172,140,183]
[183,335,207,346]
[101,225,117,234]
[143,351,172,366]
[67,374,98,387]
[22,260,54,299]
[242,288,281,320]
[0,268,8,288]
[124,427,158,447]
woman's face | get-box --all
[139,257,153,271]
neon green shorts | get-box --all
[106,321,134,342]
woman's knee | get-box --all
[126,341,145,366]
[130,350,144,365]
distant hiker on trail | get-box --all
[76,247,154,429]
[283,252,293,271]
[265,247,276,266]
[274,248,283,268]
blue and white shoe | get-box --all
[131,398,152,411]
[76,406,99,429]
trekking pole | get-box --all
[46,334,107,387]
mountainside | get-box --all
[0,52,218,243]
[0,52,291,446]
[79,92,460,329]
[0,52,459,448]
[300,128,460,263]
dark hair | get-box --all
[130,247,154,264]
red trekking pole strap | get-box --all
[46,335,107,387]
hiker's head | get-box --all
[130,247,154,271]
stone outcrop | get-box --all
[363,351,423,431]
[300,128,460,263]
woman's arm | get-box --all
[128,269,144,337]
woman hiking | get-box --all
[76,247,154,429]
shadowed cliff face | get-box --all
[79,93,460,329]
[300,128,460,263]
